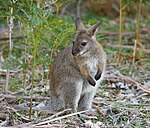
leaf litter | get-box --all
[0,56,150,127]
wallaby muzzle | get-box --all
[72,49,80,56]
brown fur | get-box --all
[49,17,106,112]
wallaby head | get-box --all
[72,17,102,56]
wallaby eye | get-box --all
[81,41,87,47]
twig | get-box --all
[55,0,61,16]
[60,2,70,17]
[41,66,44,86]
[18,21,28,88]
[135,0,142,58]
[130,40,137,75]
[33,124,63,128]
[132,40,137,65]
[118,0,122,64]
[5,69,10,94]
[40,108,72,122]
[136,93,149,98]
[0,94,50,101]
[99,85,127,90]
[32,110,88,126]
[0,52,4,68]
[5,6,14,94]
[8,7,14,55]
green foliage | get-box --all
[2,56,20,70]
[9,77,23,92]
[0,0,75,68]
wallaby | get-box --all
[48,17,106,112]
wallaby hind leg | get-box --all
[61,81,83,112]
[78,91,95,111]
[45,96,63,112]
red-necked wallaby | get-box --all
[49,17,106,112]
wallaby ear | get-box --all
[87,21,102,36]
[75,17,85,31]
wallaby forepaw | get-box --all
[89,80,96,86]
[95,69,101,80]
[87,75,96,86]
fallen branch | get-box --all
[104,75,150,94]
[40,108,72,122]
[32,110,88,126]
[0,94,50,101]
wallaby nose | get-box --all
[72,50,77,56]
[72,48,80,56]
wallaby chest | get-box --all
[84,56,99,77]
[76,55,100,78]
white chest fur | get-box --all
[82,56,104,94]
[84,56,99,77]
